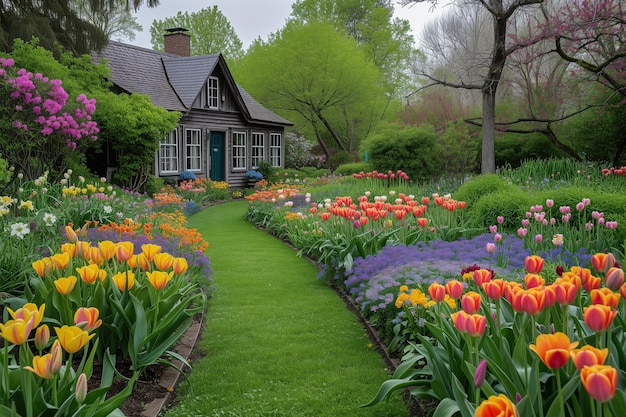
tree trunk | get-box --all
[481,91,496,174]
[315,111,348,152]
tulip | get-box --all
[486,243,495,253]
[51,252,71,270]
[583,304,617,332]
[32,258,54,278]
[75,241,91,260]
[591,253,611,273]
[9,303,45,328]
[61,243,77,258]
[524,273,545,289]
[461,291,482,314]
[141,244,162,261]
[75,264,101,284]
[417,217,428,228]
[0,316,35,345]
[605,267,624,290]
[525,255,544,273]
[451,311,486,337]
[473,269,492,286]
[427,282,446,302]
[553,280,577,306]
[580,364,617,402]
[571,345,609,371]
[582,275,601,292]
[54,325,95,354]
[154,252,175,271]
[474,358,487,388]
[54,276,77,295]
[24,353,58,379]
[482,279,506,300]
[74,307,102,331]
[98,240,116,260]
[34,324,50,351]
[64,224,78,243]
[475,394,519,417]
[146,270,174,290]
[115,241,134,262]
[173,257,188,275]
[87,247,104,265]
[112,270,135,291]
[529,332,578,369]
[590,288,620,309]
[75,373,88,404]
[445,280,464,299]
[620,282,626,301]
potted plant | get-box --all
[245,170,263,187]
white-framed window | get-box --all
[232,131,246,170]
[270,133,282,167]
[159,129,178,173]
[251,132,265,168]
[207,76,219,110]
[185,128,202,171]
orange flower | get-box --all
[153,252,175,271]
[553,280,578,306]
[583,304,617,332]
[509,288,545,315]
[112,270,135,291]
[591,253,616,274]
[580,364,617,402]
[141,244,162,261]
[74,307,102,331]
[75,264,101,284]
[64,224,78,243]
[54,276,77,295]
[571,345,609,371]
[529,332,578,369]
[417,217,428,228]
[427,283,446,302]
[473,269,492,286]
[590,288,620,309]
[475,394,519,417]
[450,311,486,337]
[482,279,506,300]
[525,255,544,274]
[524,273,545,289]
[445,280,464,299]
[173,257,188,275]
[461,291,482,314]
[583,275,602,292]
[146,270,174,290]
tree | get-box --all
[0,0,158,54]
[150,6,243,61]
[70,0,143,42]
[403,0,544,174]
[234,21,382,159]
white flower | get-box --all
[116,212,125,218]
[43,212,57,227]
[103,205,113,214]
[0,207,9,216]
[10,222,30,238]
[552,233,564,247]
[17,173,23,179]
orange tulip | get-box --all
[571,345,609,371]
[524,273,545,289]
[560,271,582,291]
[583,304,617,332]
[605,267,624,290]
[112,270,135,291]
[141,244,162,261]
[54,276,77,295]
[146,270,174,290]
[473,269,492,286]
[75,264,101,284]
[525,255,544,274]
[620,282,626,301]
[591,253,611,273]
[529,332,578,369]
[74,307,102,331]
[417,217,428,228]
[445,280,464,299]
[173,257,188,275]
[115,241,134,262]
[428,282,446,302]
[51,252,71,270]
[580,364,617,402]
[475,394,519,417]
[590,288,620,309]
[54,325,95,354]
[153,252,175,271]
[553,280,578,305]
[451,311,486,337]
[461,291,482,314]
[583,275,601,292]
[319,212,331,221]
[482,279,506,300]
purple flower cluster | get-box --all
[0,57,99,149]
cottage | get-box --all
[96,28,292,188]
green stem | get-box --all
[2,342,8,405]
[556,370,564,417]
[536,358,544,417]
[562,305,568,338]
[603,401,611,417]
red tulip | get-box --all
[583,304,617,332]
[590,288,620,309]
[473,269,492,286]
[529,332,578,369]
[580,365,617,402]
[482,279,506,300]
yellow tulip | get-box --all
[32,257,54,278]
[112,270,135,291]
[146,270,174,290]
[9,303,45,328]
[61,242,77,258]
[54,325,95,354]
[115,241,134,262]
[75,264,101,284]
[98,240,116,260]
[24,353,58,379]
[0,317,35,345]
[74,307,102,331]
[153,252,174,271]
[54,276,77,295]
[173,257,188,275]
[141,244,162,262]
[64,224,78,243]
[51,252,71,270]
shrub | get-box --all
[335,162,372,176]
[365,124,439,181]
[453,174,513,206]
[495,133,571,168]
[284,132,314,169]
[435,122,480,175]
[326,150,357,171]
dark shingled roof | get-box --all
[96,41,291,126]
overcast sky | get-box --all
[130,0,445,49]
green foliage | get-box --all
[436,122,480,175]
[150,6,244,61]
[453,174,513,207]
[469,189,534,229]
[326,150,357,171]
[93,93,179,191]
[365,124,439,181]
[495,133,572,168]
[284,132,314,169]
[335,162,373,176]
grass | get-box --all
[161,201,409,417]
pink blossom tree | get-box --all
[0,56,99,180]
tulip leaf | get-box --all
[417,333,453,399]
[392,351,423,379]
[129,293,147,358]
[451,373,475,417]
[360,376,422,407]
[545,374,580,417]
[432,398,460,417]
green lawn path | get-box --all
[162,201,410,417]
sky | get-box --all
[130,0,446,50]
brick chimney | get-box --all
[163,28,191,56]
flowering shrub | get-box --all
[365,254,626,417]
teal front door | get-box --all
[209,132,225,181]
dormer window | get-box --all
[207,76,219,109]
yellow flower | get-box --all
[24,353,59,379]
[32,257,55,278]
[50,252,71,270]
[153,252,175,271]
[0,317,35,345]
[395,292,409,308]
[19,200,34,210]
[74,307,102,331]
[75,264,101,284]
[54,276,77,295]
[141,244,162,261]
[54,325,95,354]
[172,257,188,275]
[146,270,174,290]
[443,295,457,309]
[112,270,135,291]
[409,289,428,307]
[8,303,45,328]
[98,240,117,261]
